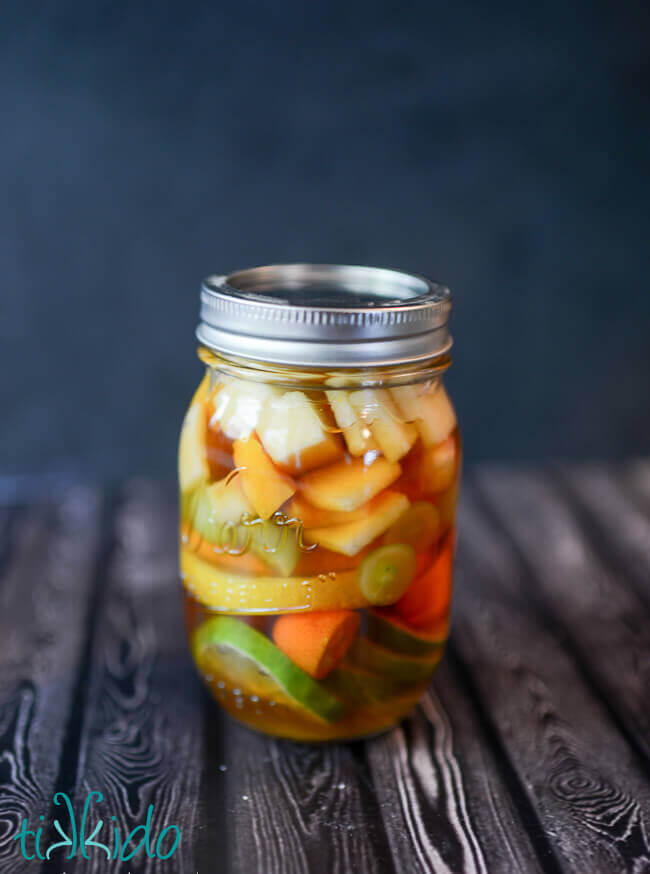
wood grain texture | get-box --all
[625,459,650,510]
[0,489,102,874]
[476,468,650,763]
[452,488,650,874]
[1,469,649,874]
[58,482,206,874]
[219,707,395,874]
[558,464,650,610]
[365,656,544,874]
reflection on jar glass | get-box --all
[179,265,460,741]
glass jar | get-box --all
[179,264,460,741]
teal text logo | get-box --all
[14,791,181,862]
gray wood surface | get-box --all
[0,466,648,874]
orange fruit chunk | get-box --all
[272,610,361,678]
[233,435,296,520]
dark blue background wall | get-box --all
[2,0,648,478]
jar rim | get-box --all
[197,263,452,368]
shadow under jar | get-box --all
[179,264,460,741]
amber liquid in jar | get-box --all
[179,363,460,741]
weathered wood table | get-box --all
[0,463,649,874]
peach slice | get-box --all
[304,491,410,556]
[257,390,344,475]
[391,382,457,447]
[348,389,418,462]
[178,373,211,493]
[285,494,371,528]
[233,435,296,520]
[299,455,402,512]
[325,390,379,456]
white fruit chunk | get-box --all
[348,389,418,462]
[210,376,279,441]
[325,390,378,456]
[257,390,342,474]
[179,375,210,493]
[391,382,457,447]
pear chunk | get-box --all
[348,389,418,462]
[210,376,279,441]
[325,390,378,456]
[391,382,457,447]
[257,390,343,474]
[299,455,402,512]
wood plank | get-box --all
[58,482,207,874]
[450,488,650,873]
[558,464,650,609]
[0,488,102,874]
[477,468,650,764]
[625,458,650,512]
[221,720,395,874]
[365,655,543,874]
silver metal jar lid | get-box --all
[197,264,452,368]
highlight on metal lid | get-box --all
[197,263,452,367]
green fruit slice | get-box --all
[383,501,440,552]
[323,664,403,705]
[345,637,442,685]
[358,543,416,605]
[366,609,447,657]
[192,616,345,723]
[184,481,299,576]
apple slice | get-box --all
[348,389,418,462]
[299,455,402,512]
[325,390,378,456]
[179,373,211,493]
[210,376,280,441]
[257,390,344,474]
[391,382,457,447]
[304,491,409,556]
[233,435,296,520]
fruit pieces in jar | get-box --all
[272,610,360,678]
[180,372,458,610]
[347,389,418,462]
[398,430,461,501]
[304,491,410,556]
[180,541,422,612]
[209,376,278,441]
[366,608,447,656]
[382,500,440,553]
[299,455,402,512]
[233,434,296,519]
[257,390,344,474]
[192,615,345,723]
[344,636,443,685]
[325,390,378,456]
[183,477,299,576]
[391,381,457,447]
[179,373,211,493]
[357,542,417,604]
[394,529,455,627]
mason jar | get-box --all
[179,264,460,741]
